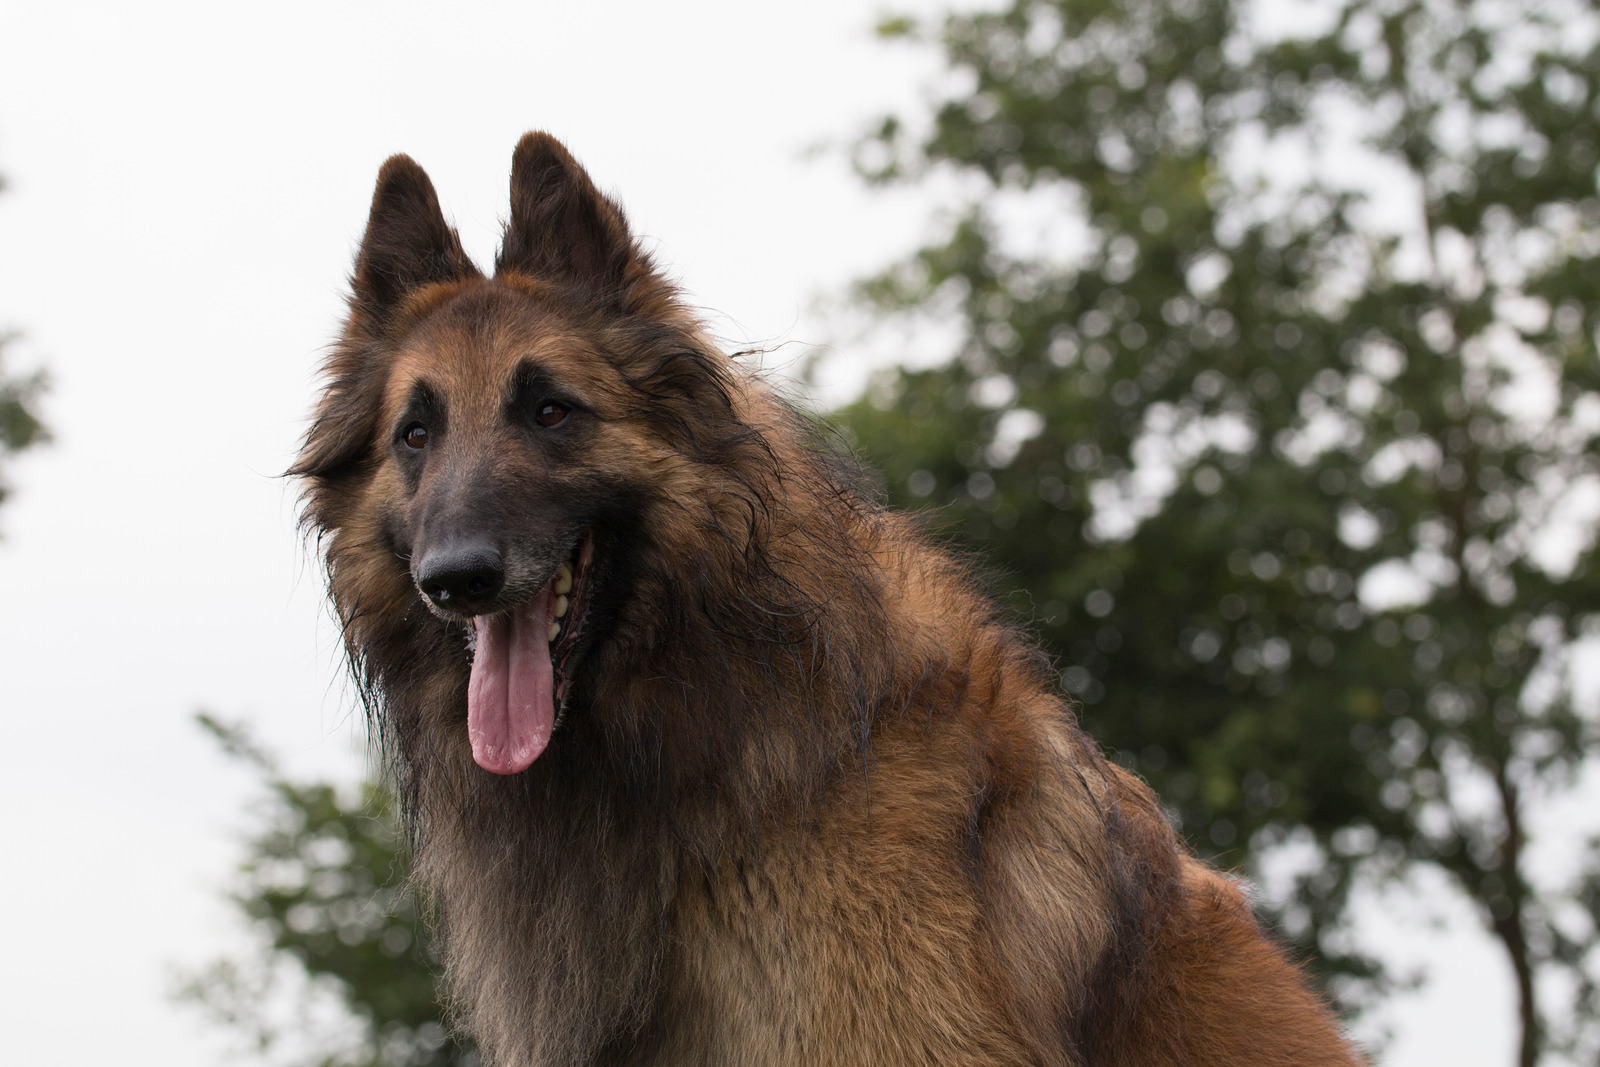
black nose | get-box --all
[416,543,505,612]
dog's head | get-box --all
[297,134,763,776]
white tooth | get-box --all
[554,563,573,595]
[548,621,561,643]
[554,595,569,619]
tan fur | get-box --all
[297,133,1363,1066]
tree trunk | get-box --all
[1488,762,1540,1067]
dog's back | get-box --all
[624,523,1356,1066]
[298,132,1362,1066]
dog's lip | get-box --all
[550,532,596,719]
[471,535,588,623]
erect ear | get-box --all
[496,132,636,295]
[350,154,480,331]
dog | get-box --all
[295,132,1361,1066]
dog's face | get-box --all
[383,290,604,623]
[373,287,630,773]
[301,134,740,776]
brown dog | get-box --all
[296,132,1362,1066]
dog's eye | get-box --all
[403,423,430,449]
[535,401,569,428]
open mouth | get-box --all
[465,534,595,774]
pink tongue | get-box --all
[467,583,556,774]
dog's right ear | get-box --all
[350,155,480,334]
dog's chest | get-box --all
[622,784,1039,1067]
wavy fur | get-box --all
[296,132,1362,1067]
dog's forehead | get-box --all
[387,283,619,410]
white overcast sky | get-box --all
[0,1,1534,1064]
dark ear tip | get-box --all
[511,131,580,177]
[377,151,422,175]
[371,154,439,211]
[375,153,431,188]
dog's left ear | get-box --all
[496,132,639,299]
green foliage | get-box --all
[0,337,47,463]
[835,1,1600,1061]
[0,158,49,520]
[180,716,476,1067]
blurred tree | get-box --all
[833,1,1600,1063]
[179,716,475,1067]
[0,165,49,520]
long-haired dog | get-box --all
[295,132,1360,1066]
